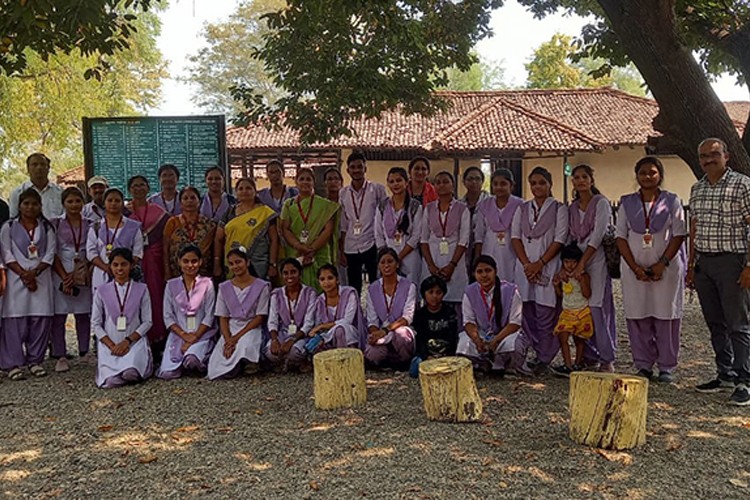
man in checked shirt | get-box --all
[688,138,750,406]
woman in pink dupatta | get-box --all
[127,175,170,352]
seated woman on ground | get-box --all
[263,258,317,372]
[306,264,366,353]
[158,245,218,379]
[456,255,530,377]
[207,247,270,380]
[92,248,153,389]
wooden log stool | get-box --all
[569,371,648,450]
[313,348,366,410]
[418,356,483,423]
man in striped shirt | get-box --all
[688,137,750,406]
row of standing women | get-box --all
[0,155,685,386]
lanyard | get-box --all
[182,277,195,300]
[438,202,451,237]
[349,181,368,220]
[480,287,495,326]
[383,280,396,318]
[23,222,37,243]
[114,280,132,317]
[106,217,123,248]
[66,217,83,253]
[181,215,197,242]
[391,199,406,235]
[531,201,541,225]
[296,195,315,227]
[161,193,176,215]
[286,289,300,324]
[641,190,660,233]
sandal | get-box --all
[30,365,47,377]
[9,368,26,381]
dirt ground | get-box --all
[1,283,749,499]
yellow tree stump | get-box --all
[569,372,648,450]
[313,348,366,410]
[418,357,483,423]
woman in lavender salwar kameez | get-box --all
[86,188,144,294]
[567,164,617,372]
[510,167,568,372]
[474,168,524,283]
[92,248,153,388]
[158,245,217,379]
[457,256,530,375]
[365,248,417,368]
[207,247,270,379]
[616,157,686,383]
[148,164,182,215]
[307,264,366,351]
[375,167,423,285]
[0,189,56,380]
[263,259,317,371]
[51,187,92,372]
[200,166,234,223]
[420,171,471,317]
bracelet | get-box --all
[125,336,133,345]
[659,255,670,267]
[540,256,547,265]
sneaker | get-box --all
[550,364,573,378]
[636,369,654,380]
[79,351,97,366]
[55,358,70,373]
[695,377,736,393]
[729,384,750,406]
[657,371,675,384]
[532,361,549,376]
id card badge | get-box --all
[28,244,39,259]
[288,323,298,336]
[186,315,197,331]
[394,232,403,246]
[116,316,127,331]
[496,231,506,246]
[439,238,449,255]
[299,229,309,244]
[353,220,363,236]
[642,232,653,249]
[142,232,150,248]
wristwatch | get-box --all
[658,255,670,267]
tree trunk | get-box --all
[598,0,750,177]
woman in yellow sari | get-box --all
[213,178,279,280]
[281,168,339,291]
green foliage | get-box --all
[185,0,285,115]
[0,12,166,197]
[438,55,507,91]
[0,0,155,77]
[233,0,504,144]
[525,33,646,95]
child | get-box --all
[550,243,593,377]
[409,275,458,377]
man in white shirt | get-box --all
[82,175,108,222]
[9,153,64,219]
[339,152,387,294]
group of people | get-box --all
[0,139,748,406]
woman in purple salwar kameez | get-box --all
[510,167,568,373]
[158,245,217,379]
[616,157,686,383]
[307,264,366,351]
[263,259,317,371]
[0,189,56,380]
[365,248,417,368]
[457,256,530,375]
[566,164,617,372]
[92,248,153,388]
[207,247,270,379]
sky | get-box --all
[153,0,749,116]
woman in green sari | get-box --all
[280,168,339,291]
[214,178,279,280]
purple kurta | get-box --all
[365,277,416,365]
[86,217,144,293]
[257,186,299,214]
[375,197,423,285]
[314,286,367,349]
[148,192,182,215]
[474,196,523,283]
[263,285,317,366]
[158,276,218,378]
[200,193,233,222]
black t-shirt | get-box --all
[0,199,9,227]
[413,303,459,359]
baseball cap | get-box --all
[87,176,109,188]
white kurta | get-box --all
[315,287,361,346]
[474,199,521,283]
[0,221,55,317]
[268,286,317,339]
[616,196,686,319]
[460,286,524,354]
[374,201,424,286]
[420,203,471,302]
[510,199,568,308]
[365,278,417,328]
[92,281,153,387]
[53,215,92,314]
[207,283,270,379]
[158,277,218,376]
[86,219,144,293]
[571,196,611,308]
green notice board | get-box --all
[83,115,227,193]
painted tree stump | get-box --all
[569,372,648,450]
[313,348,366,410]
[418,356,483,423]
